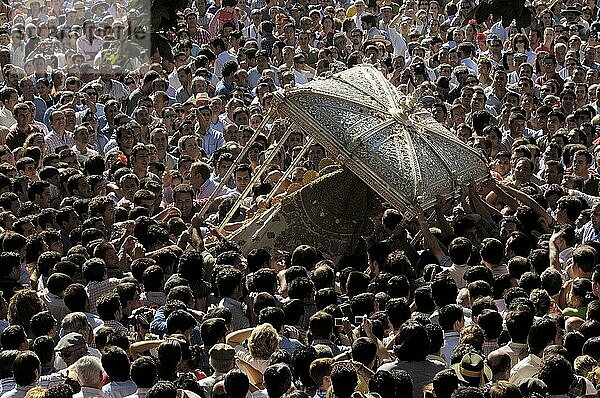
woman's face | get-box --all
[465,25,475,37]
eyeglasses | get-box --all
[164,113,176,118]
[515,39,524,43]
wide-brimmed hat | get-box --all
[451,353,493,386]
[92,1,109,15]
[370,34,391,47]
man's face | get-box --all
[592,205,600,230]
[218,160,233,178]
[121,178,138,201]
[21,79,34,97]
[77,178,92,198]
[105,104,118,122]
[234,112,249,127]
[133,149,149,171]
[1,151,15,165]
[492,71,507,88]
[66,211,79,230]
[15,109,28,126]
[573,154,589,174]
[178,70,190,85]
[543,165,561,184]
[236,71,249,88]
[183,138,200,159]
[175,192,193,217]
[547,115,562,134]
[510,118,526,136]
[5,92,18,109]
[118,129,134,150]
[135,108,150,126]
[75,128,90,146]
[152,132,168,154]
[235,170,251,191]
[22,163,37,180]
[470,92,485,111]
[64,109,77,131]
[513,159,532,182]
[308,145,324,166]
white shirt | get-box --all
[0,107,16,129]
[77,36,103,61]
[509,353,542,385]
[214,51,237,79]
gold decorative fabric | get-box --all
[232,167,378,261]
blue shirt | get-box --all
[577,220,600,243]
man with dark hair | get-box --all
[378,320,445,398]
[439,304,465,363]
[215,61,238,98]
[309,311,349,355]
[63,283,103,330]
[0,325,28,350]
[489,308,534,368]
[102,346,136,398]
[147,381,177,398]
[330,363,357,398]
[537,354,575,396]
[38,273,71,324]
[223,369,249,398]
[128,356,158,398]
[509,318,557,384]
[82,258,121,314]
[96,293,127,333]
[263,363,292,398]
[259,306,302,354]
[217,267,250,331]
[2,351,41,398]
[0,252,21,301]
[446,237,473,288]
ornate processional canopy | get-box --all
[272,65,491,219]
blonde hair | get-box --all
[248,323,280,360]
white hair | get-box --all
[74,356,104,387]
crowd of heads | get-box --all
[2,0,600,397]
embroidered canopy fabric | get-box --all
[232,167,378,261]
[272,65,491,219]
[231,66,491,260]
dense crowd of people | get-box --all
[2,0,600,398]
